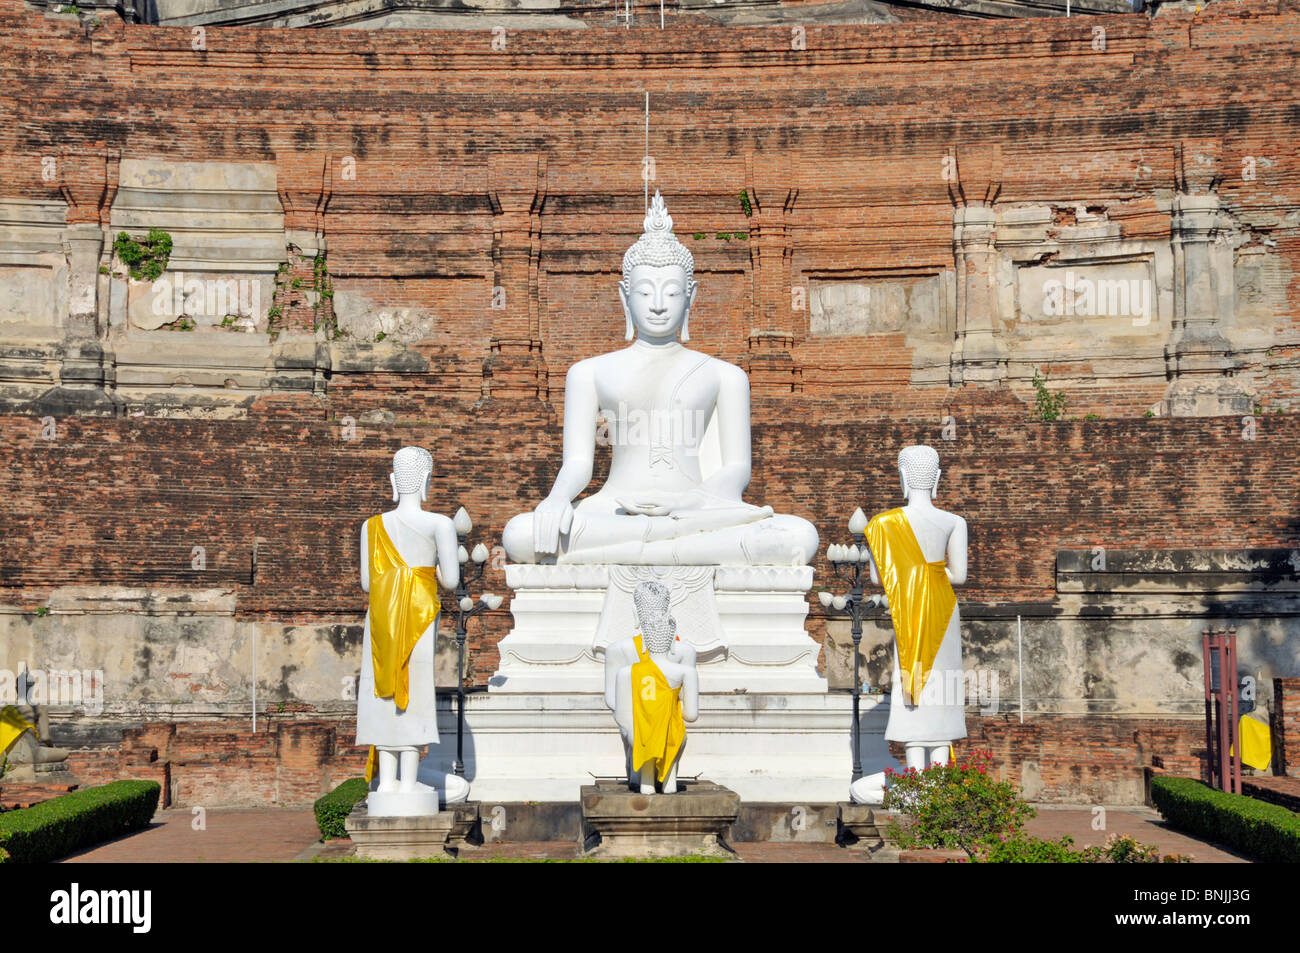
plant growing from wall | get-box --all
[1031,369,1067,422]
[113,228,173,282]
[739,190,753,217]
[312,253,340,339]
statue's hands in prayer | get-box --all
[533,494,575,556]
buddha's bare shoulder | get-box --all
[934,509,967,531]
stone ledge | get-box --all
[580,779,741,859]
[344,801,480,860]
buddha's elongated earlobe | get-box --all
[619,279,634,341]
[933,469,941,499]
[390,472,399,503]
[899,467,910,501]
[420,472,430,502]
[681,280,697,343]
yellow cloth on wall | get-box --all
[865,508,957,706]
[0,705,35,757]
[630,634,686,784]
[1235,714,1272,771]
[364,514,441,783]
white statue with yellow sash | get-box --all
[357,446,466,816]
[850,444,968,806]
[605,581,700,793]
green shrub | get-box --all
[0,780,160,863]
[314,777,369,840]
[1150,775,1300,863]
[883,748,1036,855]
[975,832,1098,863]
[113,228,172,282]
[974,832,1190,864]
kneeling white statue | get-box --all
[605,581,699,793]
[850,444,968,806]
[357,446,469,815]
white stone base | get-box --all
[366,787,441,818]
[491,564,827,694]
[423,692,897,803]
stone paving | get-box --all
[1022,806,1250,863]
[62,808,323,864]
[59,804,1252,863]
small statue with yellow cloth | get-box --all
[850,444,968,806]
[356,447,461,816]
[608,581,700,794]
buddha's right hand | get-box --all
[533,495,575,556]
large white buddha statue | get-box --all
[502,191,818,567]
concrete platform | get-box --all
[580,779,741,859]
[427,691,895,802]
[345,801,480,860]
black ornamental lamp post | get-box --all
[819,507,886,782]
[449,506,502,779]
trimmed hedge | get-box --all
[0,780,161,863]
[314,777,369,840]
[1150,775,1300,863]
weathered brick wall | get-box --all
[1275,677,1300,777]
[3,400,1297,667]
[1,0,1298,409]
[962,714,1205,804]
[65,719,364,807]
[3,0,1300,803]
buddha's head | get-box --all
[390,445,433,502]
[633,580,677,653]
[898,444,941,500]
[620,191,697,344]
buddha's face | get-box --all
[620,263,695,343]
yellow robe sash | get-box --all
[865,508,957,706]
[1234,714,1272,771]
[0,705,35,757]
[630,634,686,784]
[364,514,441,782]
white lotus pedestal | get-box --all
[429,564,894,802]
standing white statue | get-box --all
[502,190,818,567]
[850,444,968,806]
[357,446,464,816]
[604,580,699,789]
[606,580,700,793]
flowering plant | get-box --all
[882,748,1035,856]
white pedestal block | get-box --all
[424,692,897,803]
[491,564,827,694]
[366,787,441,818]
